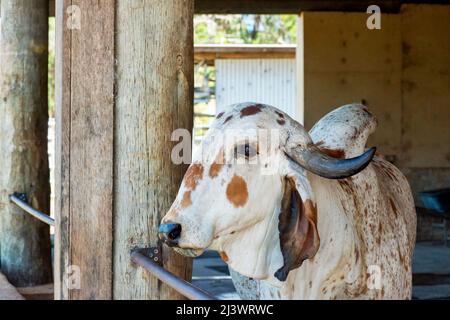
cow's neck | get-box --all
[217,198,283,281]
[219,175,364,299]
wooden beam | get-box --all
[194,44,295,63]
[54,0,115,299]
[0,0,52,287]
[113,0,194,300]
[2,1,449,17]
[195,0,403,13]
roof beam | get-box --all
[194,0,403,14]
[1,1,448,17]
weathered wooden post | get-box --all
[0,0,52,286]
[113,0,194,300]
[55,0,193,299]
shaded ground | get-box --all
[412,241,450,299]
[193,241,450,300]
[192,251,239,300]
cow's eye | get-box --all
[235,143,257,160]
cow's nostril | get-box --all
[158,223,182,245]
[168,224,181,241]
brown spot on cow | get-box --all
[209,148,225,178]
[240,105,262,118]
[275,110,285,119]
[318,146,346,159]
[219,251,229,262]
[226,175,249,207]
[315,140,325,147]
[389,198,398,217]
[304,199,318,224]
[277,119,286,125]
[223,115,233,124]
[181,191,192,208]
[184,163,204,190]
[216,112,224,119]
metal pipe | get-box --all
[131,251,216,300]
[9,193,55,226]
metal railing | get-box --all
[131,250,216,300]
[9,192,215,300]
[9,193,55,226]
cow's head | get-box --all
[159,103,375,282]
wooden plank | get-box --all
[54,0,115,299]
[114,0,194,299]
[69,0,114,300]
[194,45,295,63]
[16,283,54,300]
[0,0,52,287]
[54,0,71,300]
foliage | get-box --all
[194,14,297,44]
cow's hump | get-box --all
[309,104,377,158]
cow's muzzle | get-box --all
[158,223,182,246]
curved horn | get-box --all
[285,145,376,179]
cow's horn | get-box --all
[285,144,376,179]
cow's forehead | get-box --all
[194,103,312,164]
[211,102,290,130]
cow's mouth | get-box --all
[173,247,204,257]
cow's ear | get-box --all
[274,177,320,281]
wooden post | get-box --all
[54,0,115,299]
[0,0,52,286]
[113,0,194,299]
[55,0,193,299]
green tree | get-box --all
[194,14,297,44]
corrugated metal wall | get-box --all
[215,59,300,122]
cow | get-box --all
[159,102,416,299]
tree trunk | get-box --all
[0,0,52,286]
[113,0,194,299]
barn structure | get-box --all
[0,0,449,299]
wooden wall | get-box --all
[298,12,402,158]
[297,4,450,203]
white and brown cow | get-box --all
[159,102,416,299]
